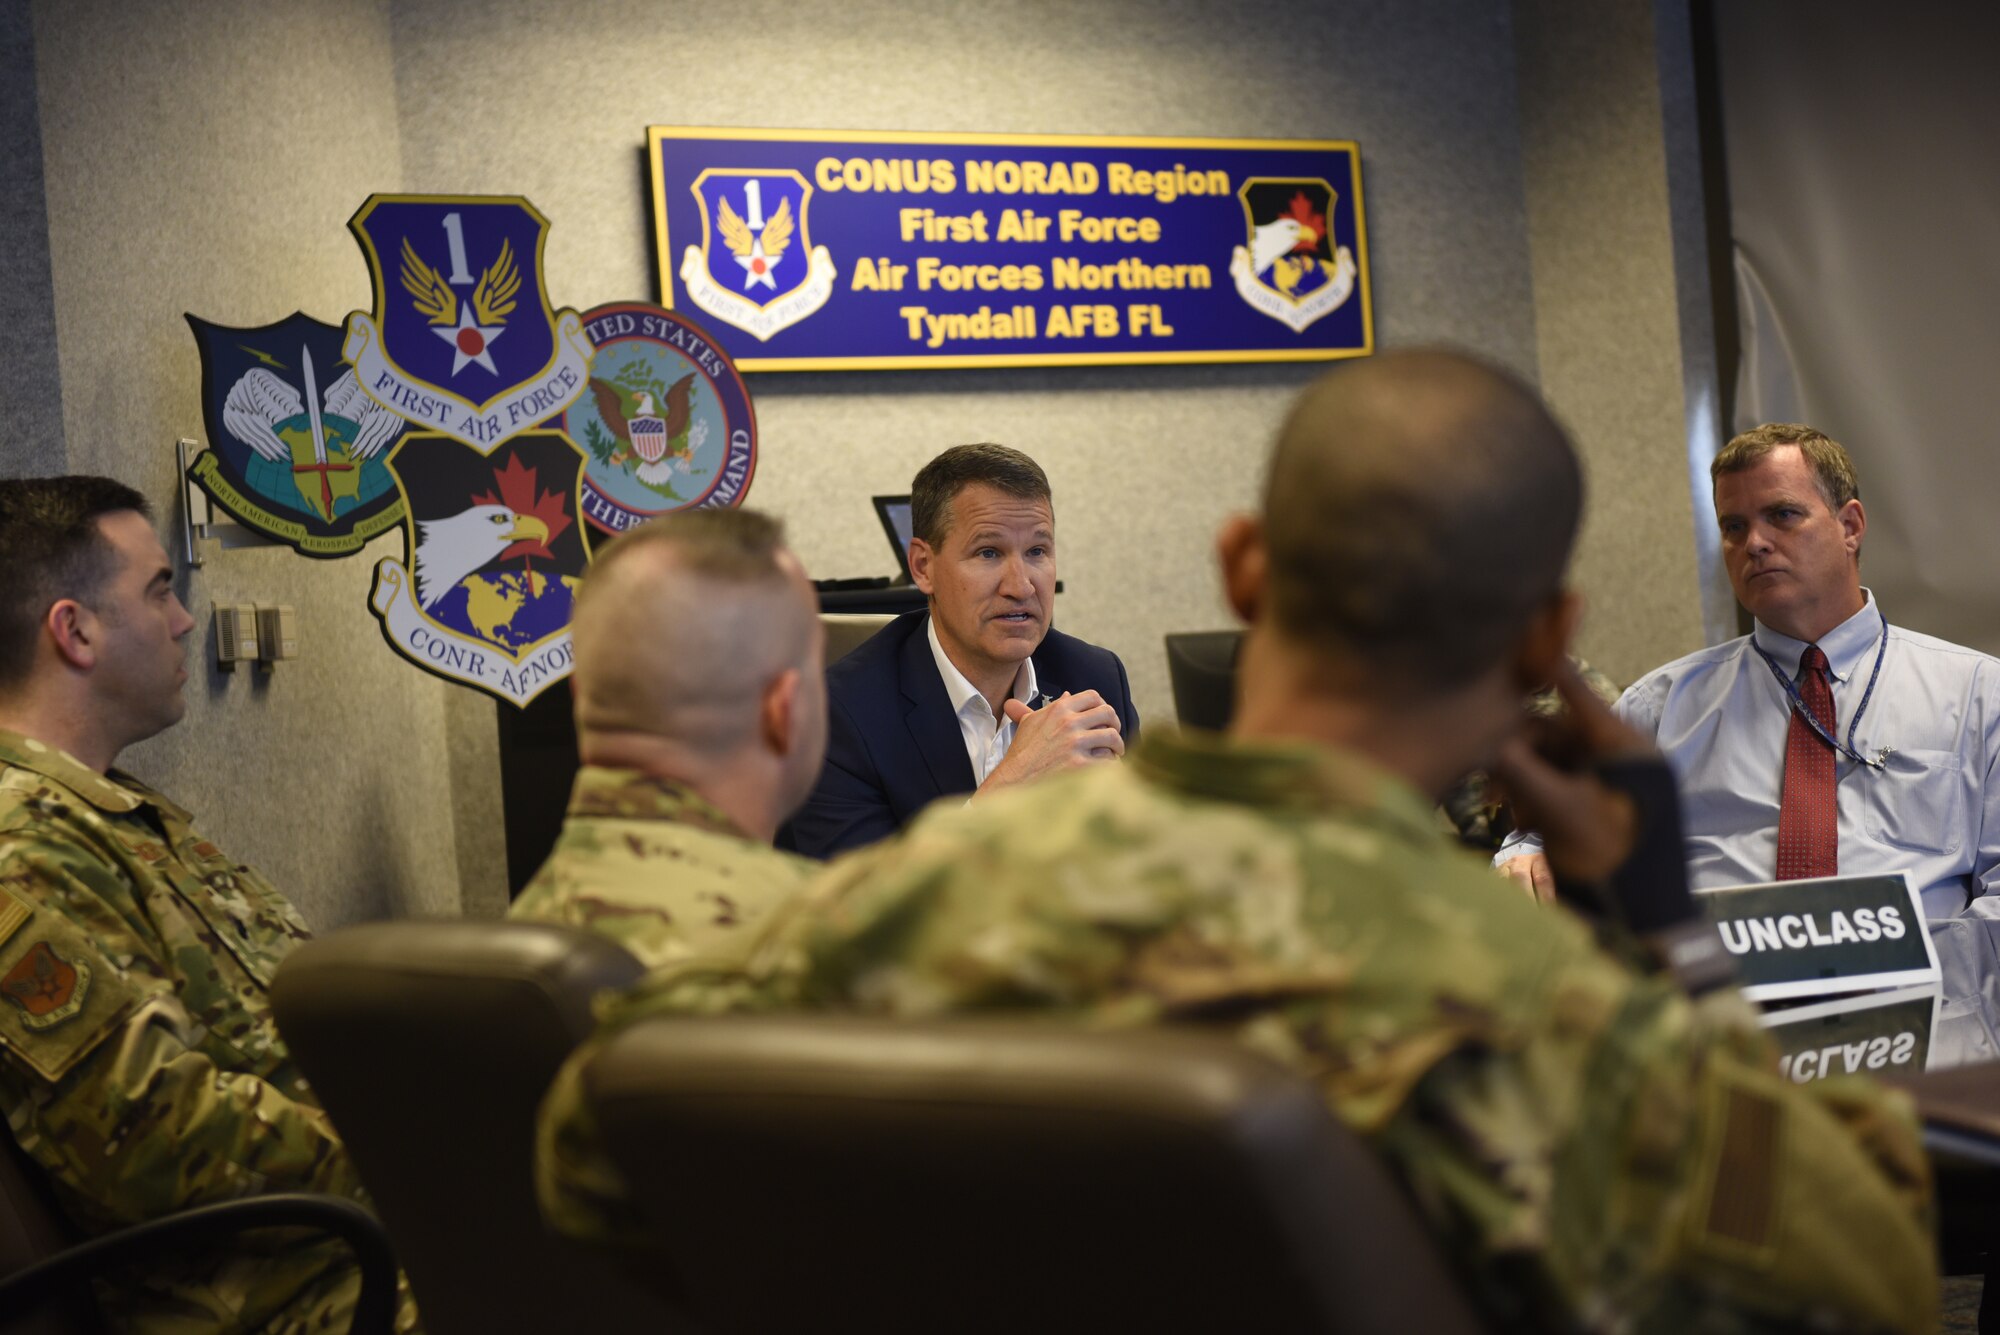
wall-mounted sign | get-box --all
[647,128,1372,371]
[343,196,595,450]
[1694,872,1940,1002]
[1763,986,1940,1085]
[185,312,413,557]
[371,430,592,707]
[568,302,758,536]
[183,192,762,707]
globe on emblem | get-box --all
[628,415,669,464]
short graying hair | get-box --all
[910,443,1052,546]
[1711,423,1860,512]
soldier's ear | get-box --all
[45,600,98,672]
[761,667,801,756]
[1216,514,1265,625]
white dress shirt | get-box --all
[1499,592,2000,920]
[927,615,1039,786]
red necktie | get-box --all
[1775,645,1838,880]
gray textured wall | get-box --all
[26,0,509,927]
[385,0,1548,714]
[1716,3,2000,659]
[6,0,1715,925]
[1514,0,1720,681]
[0,0,65,476]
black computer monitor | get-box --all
[1163,631,1243,732]
[872,495,915,581]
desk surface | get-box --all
[1889,1059,2000,1142]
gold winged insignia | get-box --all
[717,197,754,257]
[759,198,794,260]
[401,238,457,327]
[472,237,519,325]
[717,196,793,262]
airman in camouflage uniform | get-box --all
[510,507,826,972]
[0,476,416,1333]
[540,353,1938,1333]
[508,766,810,968]
[0,732,418,1332]
[542,729,1934,1331]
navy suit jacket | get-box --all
[785,610,1139,859]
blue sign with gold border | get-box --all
[648,128,1372,371]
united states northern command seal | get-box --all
[566,302,757,537]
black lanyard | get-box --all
[1750,615,1890,771]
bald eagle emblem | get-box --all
[369,430,593,707]
[587,370,699,483]
[679,170,838,341]
[1229,179,1359,333]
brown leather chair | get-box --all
[1164,630,1243,731]
[269,920,699,1335]
[821,612,895,665]
[580,1015,1489,1335]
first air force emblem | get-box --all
[178,194,770,708]
[185,313,413,557]
[342,196,595,450]
[678,170,838,341]
[1228,179,1358,333]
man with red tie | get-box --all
[1499,423,2000,920]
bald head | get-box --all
[572,509,816,755]
[1261,349,1581,692]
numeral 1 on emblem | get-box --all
[441,212,473,285]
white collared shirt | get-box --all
[927,614,1038,786]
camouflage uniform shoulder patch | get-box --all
[1,940,92,1030]
[0,878,139,1082]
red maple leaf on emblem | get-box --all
[1283,191,1327,254]
[474,454,572,561]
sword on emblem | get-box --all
[291,345,353,518]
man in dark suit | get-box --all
[787,443,1138,857]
